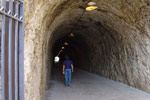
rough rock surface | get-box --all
[24,0,150,100]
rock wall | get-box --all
[24,0,150,100]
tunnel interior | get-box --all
[52,33,89,69]
[49,14,141,89]
[46,3,149,93]
[24,0,150,99]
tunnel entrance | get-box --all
[47,10,147,93]
[45,0,150,95]
[23,0,150,99]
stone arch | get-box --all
[24,0,150,99]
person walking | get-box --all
[62,56,74,87]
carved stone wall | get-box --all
[24,0,150,99]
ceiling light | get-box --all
[64,42,69,45]
[62,47,65,49]
[86,6,98,11]
[69,33,75,37]
[87,2,96,6]
[54,56,60,63]
[86,2,98,11]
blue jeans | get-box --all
[64,69,71,86]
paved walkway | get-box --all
[44,68,150,100]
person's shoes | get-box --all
[68,83,71,86]
[65,85,68,87]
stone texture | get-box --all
[24,0,150,100]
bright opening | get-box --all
[54,56,60,63]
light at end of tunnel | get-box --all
[86,6,98,11]
[69,33,75,37]
[54,56,60,63]
[64,42,69,46]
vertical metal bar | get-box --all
[19,1,24,100]
[15,1,19,100]
[1,0,6,99]
[8,0,13,99]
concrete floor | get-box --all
[43,68,150,100]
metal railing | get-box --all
[0,0,24,100]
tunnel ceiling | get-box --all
[48,0,150,91]
[24,0,150,99]
[47,0,150,42]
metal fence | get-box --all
[0,0,24,100]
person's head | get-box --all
[65,56,69,60]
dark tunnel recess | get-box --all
[52,33,90,69]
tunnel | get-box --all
[24,0,150,100]
[52,33,88,67]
